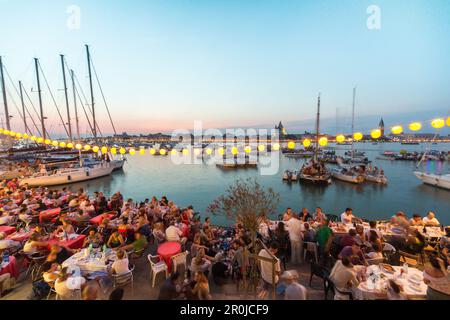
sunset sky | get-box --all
[1,0,450,136]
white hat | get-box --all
[281,270,299,280]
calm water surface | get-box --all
[66,143,450,226]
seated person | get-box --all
[365,243,383,260]
[391,211,410,230]
[422,212,440,226]
[211,253,229,286]
[338,243,367,266]
[190,250,212,277]
[107,230,125,248]
[0,232,21,251]
[83,228,103,249]
[55,220,75,235]
[23,233,48,255]
[110,250,130,275]
[340,229,357,247]
[365,221,382,239]
[117,231,148,255]
[329,256,359,300]
[409,214,424,226]
[46,244,73,265]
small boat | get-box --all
[298,171,332,185]
[414,172,450,190]
[282,170,292,181]
[290,171,298,181]
[365,173,388,184]
[19,164,114,187]
[331,167,365,184]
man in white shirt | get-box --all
[281,270,307,300]
[165,222,183,242]
[422,212,440,226]
[285,215,304,264]
[111,250,130,275]
[341,208,361,224]
[258,242,281,291]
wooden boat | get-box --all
[19,164,114,187]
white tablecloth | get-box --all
[62,249,117,273]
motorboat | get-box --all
[282,170,291,181]
[365,173,388,184]
[290,171,298,181]
[19,164,114,187]
[331,167,365,184]
[414,171,450,190]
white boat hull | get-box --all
[414,172,450,190]
[19,166,114,187]
[365,174,388,184]
[331,169,365,184]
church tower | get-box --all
[379,118,385,136]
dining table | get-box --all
[46,234,86,250]
[89,213,116,226]
[0,225,16,236]
[62,248,117,274]
[6,228,35,242]
[353,264,427,300]
[157,241,181,273]
[39,207,61,223]
[0,255,19,279]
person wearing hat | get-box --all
[281,270,307,300]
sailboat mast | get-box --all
[0,56,11,131]
[85,45,96,141]
[315,93,321,162]
[70,69,81,141]
[351,86,356,155]
[34,58,46,140]
[60,54,72,141]
[18,81,29,134]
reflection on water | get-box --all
[58,142,449,226]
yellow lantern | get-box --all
[59,142,66,148]
[3,130,9,135]
[287,141,296,149]
[129,148,136,155]
[303,139,311,147]
[16,133,22,139]
[23,133,29,139]
[149,148,156,155]
[67,142,74,149]
[84,145,91,151]
[370,129,381,139]
[272,143,280,151]
[218,147,225,155]
[31,136,37,141]
[170,149,177,156]
[140,149,147,155]
[101,146,108,154]
[159,149,167,155]
[119,148,126,155]
[336,135,346,143]
[92,146,99,153]
[9,131,16,137]
[205,148,213,155]
[52,140,59,147]
[431,118,445,129]
[231,146,239,155]
[44,139,51,145]
[446,117,450,127]
[391,126,403,135]
[37,137,44,143]
[75,143,82,150]
[110,147,117,154]
[258,144,265,152]
[353,132,363,141]
[0,129,3,134]
[244,146,252,154]
[182,148,189,156]
[319,137,328,146]
[409,122,422,131]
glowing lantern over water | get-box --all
[101,146,108,154]
[52,141,59,147]
[129,148,136,155]
[31,136,37,142]
[272,143,280,151]
[258,144,265,152]
[446,117,450,127]
[59,142,66,148]
[141,149,147,155]
[159,149,167,155]
[9,131,15,137]
[336,135,346,143]
[37,137,44,143]
[319,137,328,146]
[0,129,3,134]
[75,143,82,150]
[431,118,445,129]
[409,122,422,131]
[218,147,225,155]
[110,147,117,154]
[287,141,296,149]
[3,130,9,135]
[92,146,99,153]
[205,148,213,155]
[149,148,156,155]
[44,139,51,145]
[370,129,381,139]
[16,133,22,139]
[244,146,252,154]
[182,149,189,156]
[353,132,363,141]
[391,126,403,135]
[231,147,239,155]
[84,145,91,151]
[303,139,311,148]
[119,148,126,155]
[67,142,74,149]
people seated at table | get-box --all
[190,249,212,276]
[410,214,424,226]
[211,252,229,285]
[83,228,103,249]
[365,221,382,240]
[340,208,361,225]
[303,223,316,242]
[110,249,130,275]
[422,212,440,226]
[365,243,383,260]
[406,228,426,254]
[55,220,75,235]
[300,208,312,222]
[423,255,450,300]
[107,230,125,248]
[117,231,148,255]
[340,229,357,247]
[391,211,410,230]
[329,256,360,300]
[282,208,293,221]
[313,207,327,224]
[165,221,185,244]
[440,227,450,251]
[0,232,20,251]
[46,244,73,265]
[23,233,48,255]
[338,243,367,266]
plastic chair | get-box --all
[304,242,319,264]
[170,251,189,275]
[112,264,135,296]
[147,254,169,287]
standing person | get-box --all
[285,215,304,265]
[280,270,307,300]
[258,241,281,298]
[315,219,333,262]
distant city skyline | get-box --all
[1,0,450,136]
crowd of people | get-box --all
[0,177,449,300]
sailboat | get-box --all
[331,158,365,184]
[414,139,450,190]
[298,94,332,185]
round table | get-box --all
[0,255,19,279]
[157,241,181,273]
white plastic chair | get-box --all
[147,254,169,287]
[304,242,319,264]
[112,264,135,296]
[170,251,189,275]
